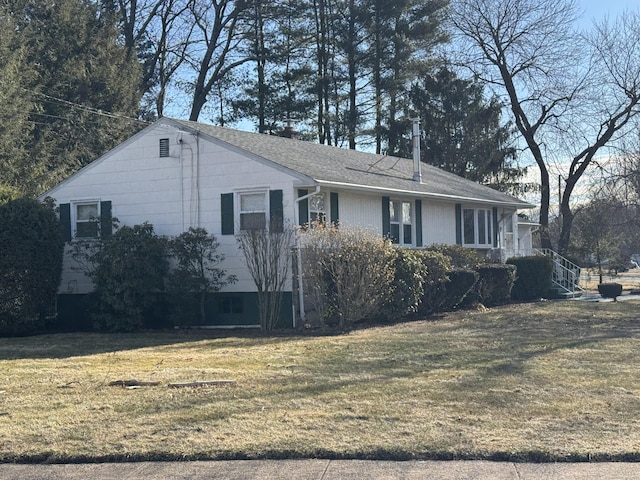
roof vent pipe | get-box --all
[412,118,422,183]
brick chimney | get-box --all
[279,120,299,140]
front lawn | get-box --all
[1,300,640,462]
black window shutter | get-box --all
[298,189,308,227]
[221,193,234,235]
[455,203,462,245]
[382,196,391,238]
[415,199,423,247]
[269,189,283,232]
[100,201,112,238]
[60,203,71,242]
[492,207,499,247]
[330,192,339,225]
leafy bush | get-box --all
[507,256,553,300]
[380,248,429,321]
[416,250,452,315]
[426,244,485,269]
[88,222,169,331]
[0,198,64,335]
[598,283,622,300]
[169,227,235,326]
[301,224,396,328]
[471,264,516,307]
[440,268,478,311]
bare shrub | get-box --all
[300,224,395,329]
[237,224,295,331]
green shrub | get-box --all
[301,225,396,328]
[426,244,485,269]
[416,250,452,315]
[380,248,429,320]
[0,198,64,335]
[471,264,516,307]
[598,283,622,300]
[440,268,479,311]
[507,256,553,300]
[88,222,169,332]
[168,227,236,326]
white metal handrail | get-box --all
[535,248,584,297]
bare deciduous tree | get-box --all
[236,225,295,331]
[449,0,640,254]
[187,0,253,121]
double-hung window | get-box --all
[239,192,267,230]
[74,201,100,238]
[309,193,326,226]
[462,208,492,247]
[221,190,282,235]
[390,200,413,245]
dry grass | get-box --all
[580,270,640,292]
[2,300,640,462]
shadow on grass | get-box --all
[0,329,308,360]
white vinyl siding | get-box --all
[423,202,456,245]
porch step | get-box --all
[547,287,582,300]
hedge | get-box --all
[507,255,553,300]
[0,198,64,335]
[470,264,516,307]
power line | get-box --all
[30,91,151,125]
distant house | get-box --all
[40,117,534,328]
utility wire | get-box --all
[29,91,151,125]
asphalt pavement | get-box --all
[2,460,640,479]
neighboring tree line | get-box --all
[449,0,640,254]
[0,0,526,199]
[0,0,142,198]
[568,131,640,277]
[2,0,640,259]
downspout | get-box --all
[195,131,201,227]
[294,185,321,325]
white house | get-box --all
[41,117,535,328]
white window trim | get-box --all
[71,199,101,239]
[390,199,414,246]
[308,192,327,226]
[462,207,493,248]
[237,190,269,231]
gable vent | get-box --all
[159,138,170,157]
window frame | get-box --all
[461,207,493,248]
[72,200,101,239]
[308,192,327,226]
[237,190,268,231]
[389,199,413,246]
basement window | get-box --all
[218,296,244,314]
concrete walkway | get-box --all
[1,460,640,479]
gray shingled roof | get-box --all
[167,118,533,208]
